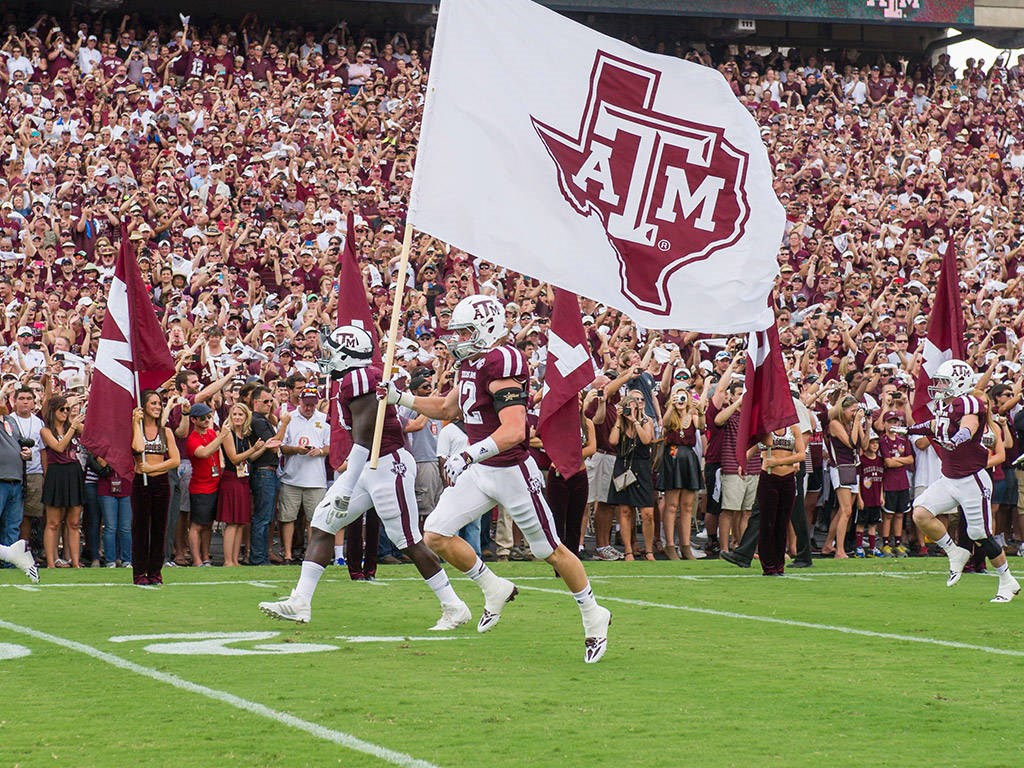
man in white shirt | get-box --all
[4,327,46,375]
[10,386,44,546]
[279,386,330,563]
[77,35,102,75]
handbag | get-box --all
[836,464,858,486]
[613,469,637,492]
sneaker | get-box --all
[121,561,132,569]
[7,540,38,584]
[870,548,884,558]
[895,545,909,558]
[594,545,624,561]
[509,546,534,562]
[721,550,751,568]
[478,578,518,633]
[991,575,1022,603]
[105,562,117,569]
[429,601,472,631]
[583,605,612,664]
[946,545,971,587]
[855,547,866,558]
[880,545,893,558]
[258,590,312,623]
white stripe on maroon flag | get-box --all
[329,210,382,469]
[82,223,175,479]
[538,288,598,478]
[912,241,965,423]
[409,0,783,333]
[735,304,797,467]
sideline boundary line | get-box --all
[515,586,1024,658]
[0,618,442,768]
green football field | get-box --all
[2,559,1023,768]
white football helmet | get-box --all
[449,294,506,362]
[320,324,374,379]
[928,359,975,401]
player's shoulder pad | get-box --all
[340,366,379,399]
[482,345,528,382]
[956,394,984,416]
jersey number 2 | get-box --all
[459,379,484,425]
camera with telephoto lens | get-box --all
[17,437,35,449]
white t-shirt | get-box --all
[281,409,330,488]
[436,422,468,460]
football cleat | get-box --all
[991,576,1021,604]
[258,590,311,623]
[855,547,865,558]
[946,545,971,587]
[895,545,909,558]
[477,578,518,633]
[870,548,884,558]
[429,601,472,631]
[881,545,893,558]
[7,540,38,584]
[583,605,612,664]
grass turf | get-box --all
[1,559,1023,768]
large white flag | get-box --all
[409,0,784,333]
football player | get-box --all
[379,295,612,663]
[904,360,1020,602]
[259,325,471,629]
[0,540,38,583]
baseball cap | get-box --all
[17,326,33,337]
[714,350,732,361]
[300,385,320,400]
[883,410,905,423]
[189,402,213,418]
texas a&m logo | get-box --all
[470,297,500,320]
[532,52,750,315]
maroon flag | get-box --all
[538,287,598,478]
[735,308,798,466]
[82,224,175,478]
[329,210,382,469]
[912,241,965,422]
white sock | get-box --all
[936,534,956,554]
[425,570,461,606]
[0,544,11,561]
[465,557,500,591]
[334,546,345,561]
[294,562,325,602]
[996,562,1010,576]
[572,582,599,615]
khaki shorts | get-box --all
[1016,470,1024,512]
[277,483,325,523]
[721,473,758,512]
[22,473,43,518]
[586,452,616,504]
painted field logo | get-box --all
[532,52,750,315]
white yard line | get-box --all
[0,618,442,768]
[516,585,1024,658]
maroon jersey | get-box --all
[457,345,529,467]
[879,433,912,491]
[859,453,884,507]
[928,395,988,479]
[704,400,725,463]
[336,366,404,455]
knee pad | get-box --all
[979,536,1002,560]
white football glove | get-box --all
[376,378,403,406]
[323,494,351,528]
[444,452,471,484]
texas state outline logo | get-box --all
[531,52,751,315]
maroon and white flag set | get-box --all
[538,288,599,478]
[82,224,176,479]
[329,210,382,469]
[735,307,798,466]
[409,0,784,333]
[912,241,966,422]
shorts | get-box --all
[828,466,859,493]
[22,473,43,518]
[704,462,722,515]
[425,455,561,560]
[177,460,193,513]
[414,460,443,517]
[586,452,615,504]
[992,471,1017,506]
[855,505,882,526]
[1015,469,1024,511]
[720,473,758,512]
[883,489,911,516]
[915,471,993,541]
[312,449,421,549]
[278,484,326,524]
[189,492,218,526]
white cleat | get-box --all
[258,590,311,623]
[946,545,971,587]
[991,576,1021,603]
[477,578,518,633]
[8,540,38,584]
[583,605,612,664]
[429,601,472,631]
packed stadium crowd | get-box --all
[2,9,1024,584]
